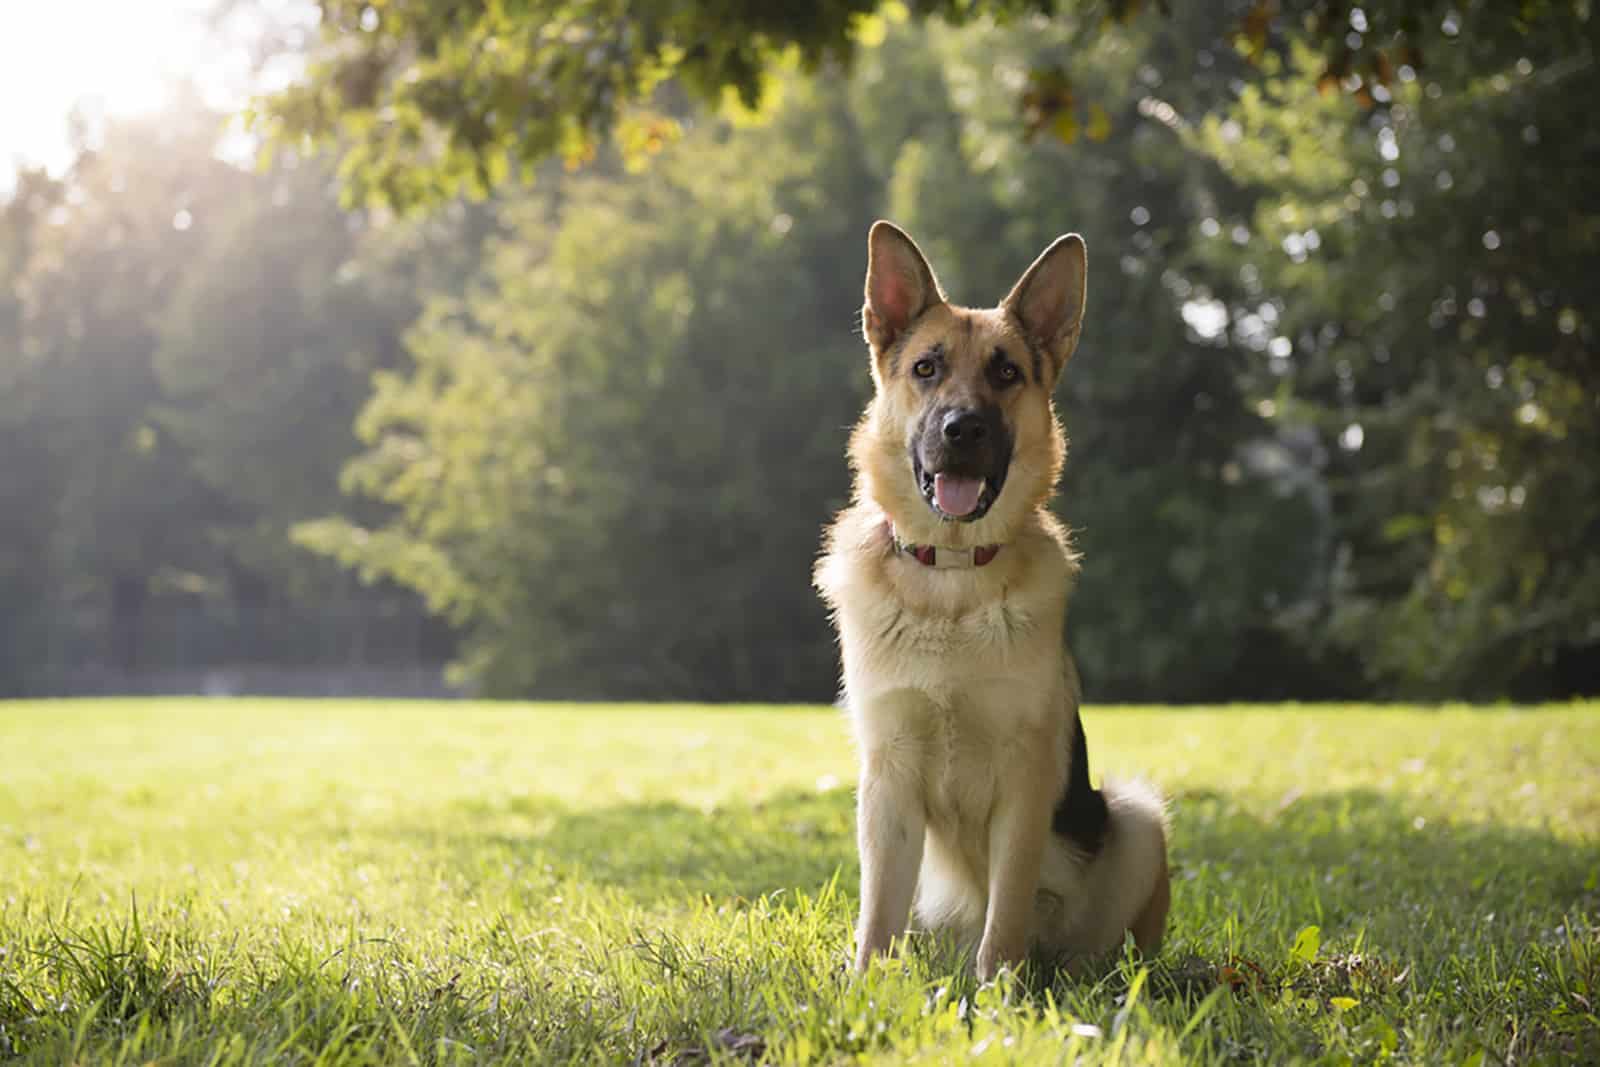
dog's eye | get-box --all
[988,349,1023,387]
[912,358,937,379]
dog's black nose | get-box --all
[942,410,989,445]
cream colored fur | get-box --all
[815,222,1170,980]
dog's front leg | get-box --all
[976,732,1060,981]
[854,747,925,970]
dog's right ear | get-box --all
[863,221,944,356]
[1003,234,1087,380]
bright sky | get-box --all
[0,0,311,179]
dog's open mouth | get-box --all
[909,407,1013,523]
[915,463,1001,521]
[925,472,990,518]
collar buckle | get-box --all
[887,522,1001,569]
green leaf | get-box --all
[1289,924,1321,965]
[1381,514,1429,542]
[852,12,888,48]
[1052,110,1079,144]
[1086,102,1112,142]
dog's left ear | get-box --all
[1003,234,1087,380]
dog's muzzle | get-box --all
[912,405,1012,522]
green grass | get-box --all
[1,700,1597,1065]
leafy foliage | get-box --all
[298,77,877,698]
[259,0,1581,212]
[1192,13,1600,697]
[303,12,1331,700]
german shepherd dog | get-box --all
[815,222,1170,979]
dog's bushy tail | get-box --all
[1102,777,1171,954]
[1042,777,1170,958]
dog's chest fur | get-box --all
[819,508,1077,868]
[818,508,1073,691]
[910,692,1055,867]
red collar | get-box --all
[886,522,1001,569]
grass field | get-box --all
[1,700,1597,1064]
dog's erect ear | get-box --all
[863,221,944,355]
[1003,234,1087,378]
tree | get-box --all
[6,102,242,676]
[0,98,465,691]
[258,0,1581,212]
[1191,16,1600,696]
[300,10,1329,701]
[0,169,66,693]
[297,76,880,698]
[153,147,493,615]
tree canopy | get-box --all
[258,0,1566,211]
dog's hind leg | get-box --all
[1097,777,1171,954]
[1034,778,1169,960]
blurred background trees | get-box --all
[1192,9,1600,698]
[0,98,463,694]
[1,0,1593,701]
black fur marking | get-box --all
[1052,712,1108,855]
[881,311,940,377]
[986,347,1023,389]
[1021,335,1046,386]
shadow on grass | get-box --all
[1172,787,1599,932]
[399,786,1600,929]
[405,789,860,904]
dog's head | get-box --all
[850,221,1087,547]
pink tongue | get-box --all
[933,474,985,517]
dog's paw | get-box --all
[975,937,1027,983]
